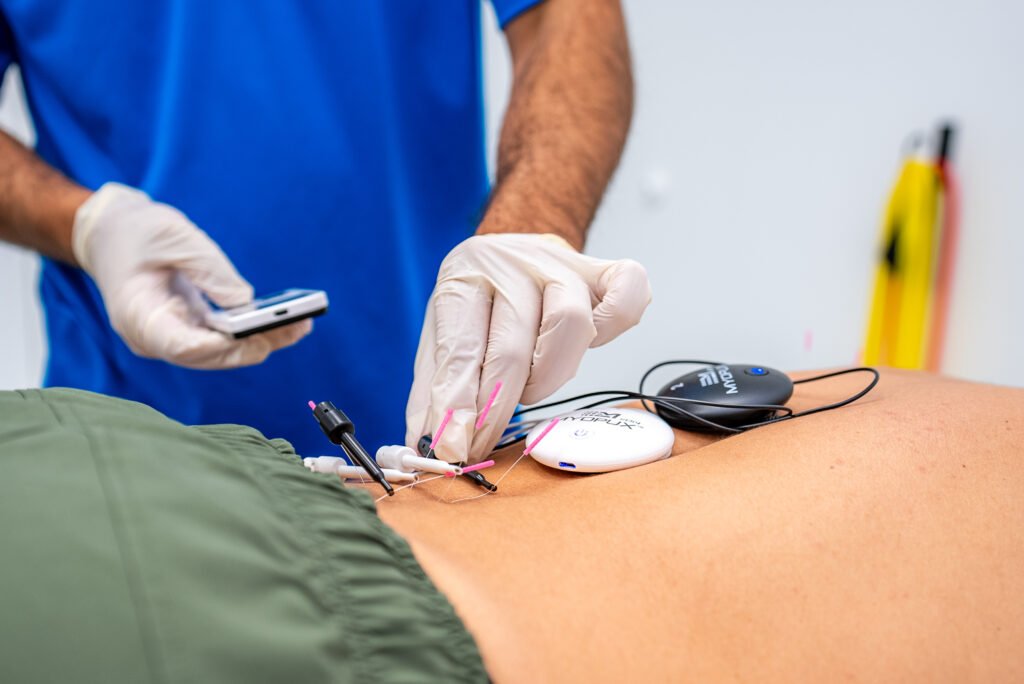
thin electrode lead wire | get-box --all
[375,473,447,503]
[445,417,559,504]
[443,449,530,504]
[437,471,459,501]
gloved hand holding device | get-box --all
[406,233,652,464]
[72,182,310,369]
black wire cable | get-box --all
[641,362,880,428]
[705,367,880,430]
[513,389,793,422]
[511,388,794,435]
[501,361,881,447]
[787,366,880,417]
[638,359,724,414]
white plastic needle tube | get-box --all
[336,465,418,483]
[304,456,346,474]
[304,457,418,483]
[375,445,463,476]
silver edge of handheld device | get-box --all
[204,289,329,338]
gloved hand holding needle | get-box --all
[402,1,644,464]
[406,234,651,464]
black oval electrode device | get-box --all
[656,363,794,431]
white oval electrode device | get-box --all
[525,408,675,473]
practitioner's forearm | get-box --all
[476,0,633,250]
[0,129,90,263]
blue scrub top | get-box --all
[0,1,539,455]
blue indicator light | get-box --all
[750,367,767,376]
[558,462,577,469]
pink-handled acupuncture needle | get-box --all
[523,417,560,456]
[444,459,496,478]
[476,381,503,430]
[429,408,454,451]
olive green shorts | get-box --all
[0,388,487,683]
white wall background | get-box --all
[484,0,1024,398]
[1,0,1021,395]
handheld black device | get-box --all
[655,363,794,431]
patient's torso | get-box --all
[375,370,1024,683]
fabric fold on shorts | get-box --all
[0,388,487,684]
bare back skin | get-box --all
[368,370,1024,682]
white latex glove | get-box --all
[406,233,652,464]
[72,182,311,369]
